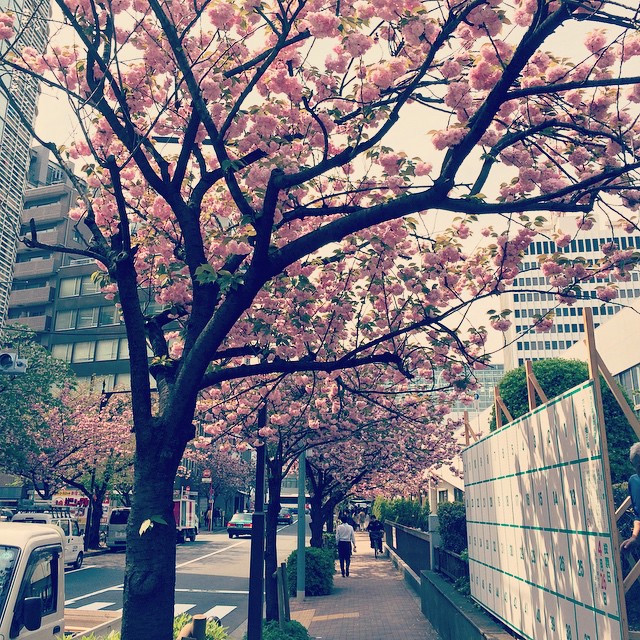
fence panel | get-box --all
[383,521,431,574]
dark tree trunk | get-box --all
[264,462,282,622]
[309,493,324,548]
[87,488,106,549]
[121,430,183,640]
[324,499,337,534]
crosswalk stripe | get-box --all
[75,602,114,611]
[202,605,236,620]
[174,603,195,615]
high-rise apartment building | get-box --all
[7,146,132,391]
[0,0,50,326]
[502,220,640,370]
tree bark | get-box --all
[264,462,282,622]
[121,434,182,640]
[309,492,324,548]
[87,488,106,549]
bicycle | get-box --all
[370,531,383,558]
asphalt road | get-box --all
[64,518,309,636]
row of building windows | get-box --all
[515,305,620,319]
[515,323,586,335]
[514,286,640,304]
[59,275,100,297]
[517,340,578,351]
[525,236,640,257]
[51,338,130,363]
[54,306,121,331]
[76,373,133,393]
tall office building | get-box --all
[501,219,640,370]
[0,0,50,327]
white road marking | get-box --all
[175,588,249,594]
[66,565,97,574]
[75,601,114,610]
[175,540,246,569]
[202,605,236,620]
[67,539,247,603]
[174,603,195,615]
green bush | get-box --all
[372,497,429,530]
[322,532,337,558]
[63,613,229,640]
[262,620,310,640]
[174,613,228,640]
[287,546,334,596]
[438,501,467,555]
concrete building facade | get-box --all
[7,146,131,391]
[0,0,50,326]
[501,221,640,370]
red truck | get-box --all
[173,492,198,543]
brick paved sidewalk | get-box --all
[290,532,441,640]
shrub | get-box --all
[322,532,337,558]
[287,546,334,596]
[262,620,310,640]
[173,613,229,640]
[372,497,429,530]
[438,501,467,555]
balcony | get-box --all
[16,229,60,251]
[9,286,54,307]
[6,315,50,332]
[13,257,56,279]
[20,201,67,226]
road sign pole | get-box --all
[247,407,267,640]
[297,448,306,601]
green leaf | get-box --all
[150,515,167,525]
[195,264,218,285]
[139,519,153,535]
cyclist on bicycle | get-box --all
[366,515,384,556]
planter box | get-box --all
[420,571,514,640]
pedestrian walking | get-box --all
[357,510,366,532]
[336,515,356,577]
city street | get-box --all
[63,518,308,636]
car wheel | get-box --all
[229,533,234,538]
[73,552,83,570]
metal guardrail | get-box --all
[384,521,432,575]
[433,547,468,582]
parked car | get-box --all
[227,512,253,538]
[277,508,293,525]
[106,507,130,551]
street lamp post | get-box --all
[247,407,267,640]
[296,448,306,601]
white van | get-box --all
[106,508,130,551]
[11,511,84,569]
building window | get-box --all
[71,341,95,363]
[454,488,464,502]
[59,275,100,298]
[80,275,100,295]
[119,339,129,359]
[76,307,99,329]
[115,372,131,390]
[51,344,73,362]
[95,339,119,361]
[55,310,77,331]
[59,277,81,297]
[437,489,449,504]
[99,306,119,326]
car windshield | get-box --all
[230,514,252,523]
[0,546,19,619]
[279,509,290,515]
[110,510,130,525]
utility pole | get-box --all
[247,407,267,640]
[296,448,306,601]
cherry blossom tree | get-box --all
[6,386,134,548]
[1,0,640,637]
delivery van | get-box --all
[106,507,130,551]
